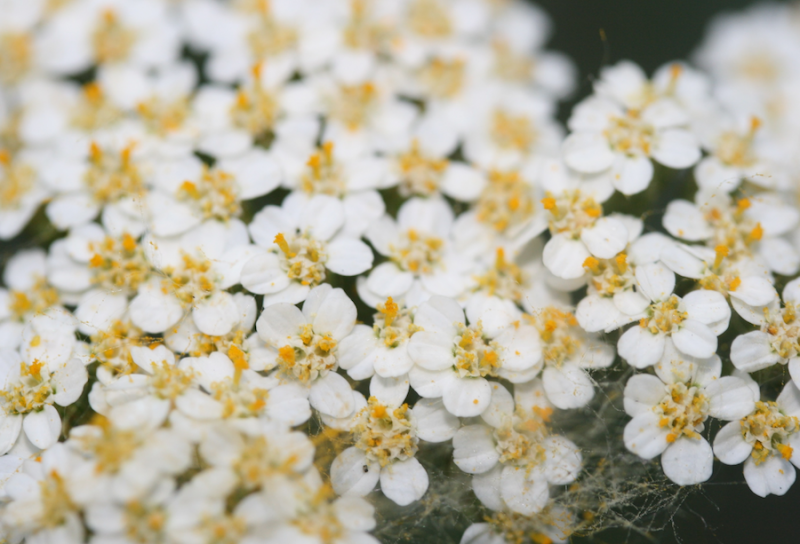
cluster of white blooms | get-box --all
[2,0,800,543]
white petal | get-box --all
[623,411,670,459]
[730,331,780,372]
[624,373,667,417]
[414,296,463,336]
[442,377,492,417]
[373,346,415,379]
[744,456,796,497]
[408,366,454,398]
[309,372,355,418]
[193,291,240,336]
[0,415,23,455]
[453,425,500,474]
[326,238,374,276]
[651,128,700,168]
[662,200,711,241]
[369,374,409,408]
[672,320,717,359]
[471,465,504,511]
[51,359,89,406]
[683,289,730,327]
[408,331,456,371]
[366,262,413,298]
[128,289,184,334]
[576,295,625,333]
[240,253,291,294]
[713,420,753,465]
[705,376,757,420]
[23,405,61,449]
[562,132,615,173]
[635,262,675,302]
[618,326,665,368]
[610,154,654,195]
[306,286,357,340]
[542,364,594,409]
[543,234,591,280]
[661,438,713,485]
[256,303,306,345]
[411,398,460,443]
[331,447,380,497]
[380,457,428,506]
[500,465,548,515]
[479,383,515,428]
[660,244,705,279]
[543,435,582,485]
[581,217,628,259]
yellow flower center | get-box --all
[177,168,241,221]
[276,324,338,384]
[92,9,136,64]
[395,140,449,197]
[85,142,145,204]
[453,322,501,378]
[0,32,32,85]
[89,233,151,294]
[742,401,799,465]
[655,382,709,443]
[273,231,329,287]
[476,170,535,233]
[491,110,537,152]
[389,228,444,274]
[639,295,686,335]
[419,57,465,99]
[354,397,418,466]
[542,189,602,238]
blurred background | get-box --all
[528,1,798,543]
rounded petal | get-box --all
[618,326,665,369]
[730,331,780,372]
[308,372,355,418]
[500,465,549,515]
[543,234,591,280]
[411,398,460,443]
[581,217,628,259]
[380,457,428,506]
[562,132,615,173]
[442,377,492,417]
[672,320,717,359]
[623,374,666,417]
[623,411,670,460]
[744,456,796,497]
[543,435,582,485]
[326,238,374,276]
[369,374,409,408]
[453,425,500,474]
[713,420,753,466]
[23,405,61,449]
[193,291,240,336]
[705,376,757,421]
[635,262,675,302]
[331,447,380,497]
[542,365,594,409]
[661,438,713,485]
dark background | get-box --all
[528,1,798,543]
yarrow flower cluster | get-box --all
[2,1,800,543]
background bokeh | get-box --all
[529,1,798,543]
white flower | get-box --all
[461,86,561,170]
[0,350,87,453]
[0,443,85,544]
[360,197,471,308]
[713,381,800,497]
[659,240,777,313]
[387,113,486,202]
[730,277,800,381]
[0,150,49,240]
[98,345,204,432]
[452,382,581,515]
[255,284,358,418]
[338,297,420,380]
[36,0,182,75]
[279,142,389,237]
[67,418,192,503]
[451,167,548,258]
[564,61,701,195]
[244,193,373,306]
[330,396,458,505]
[540,190,631,280]
[623,352,756,485]
[407,296,541,417]
[693,115,790,193]
[0,249,60,350]
[524,306,614,409]
[616,263,730,369]
[129,219,251,335]
[662,192,800,277]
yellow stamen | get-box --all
[274,233,296,258]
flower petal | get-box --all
[661,438,713,485]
